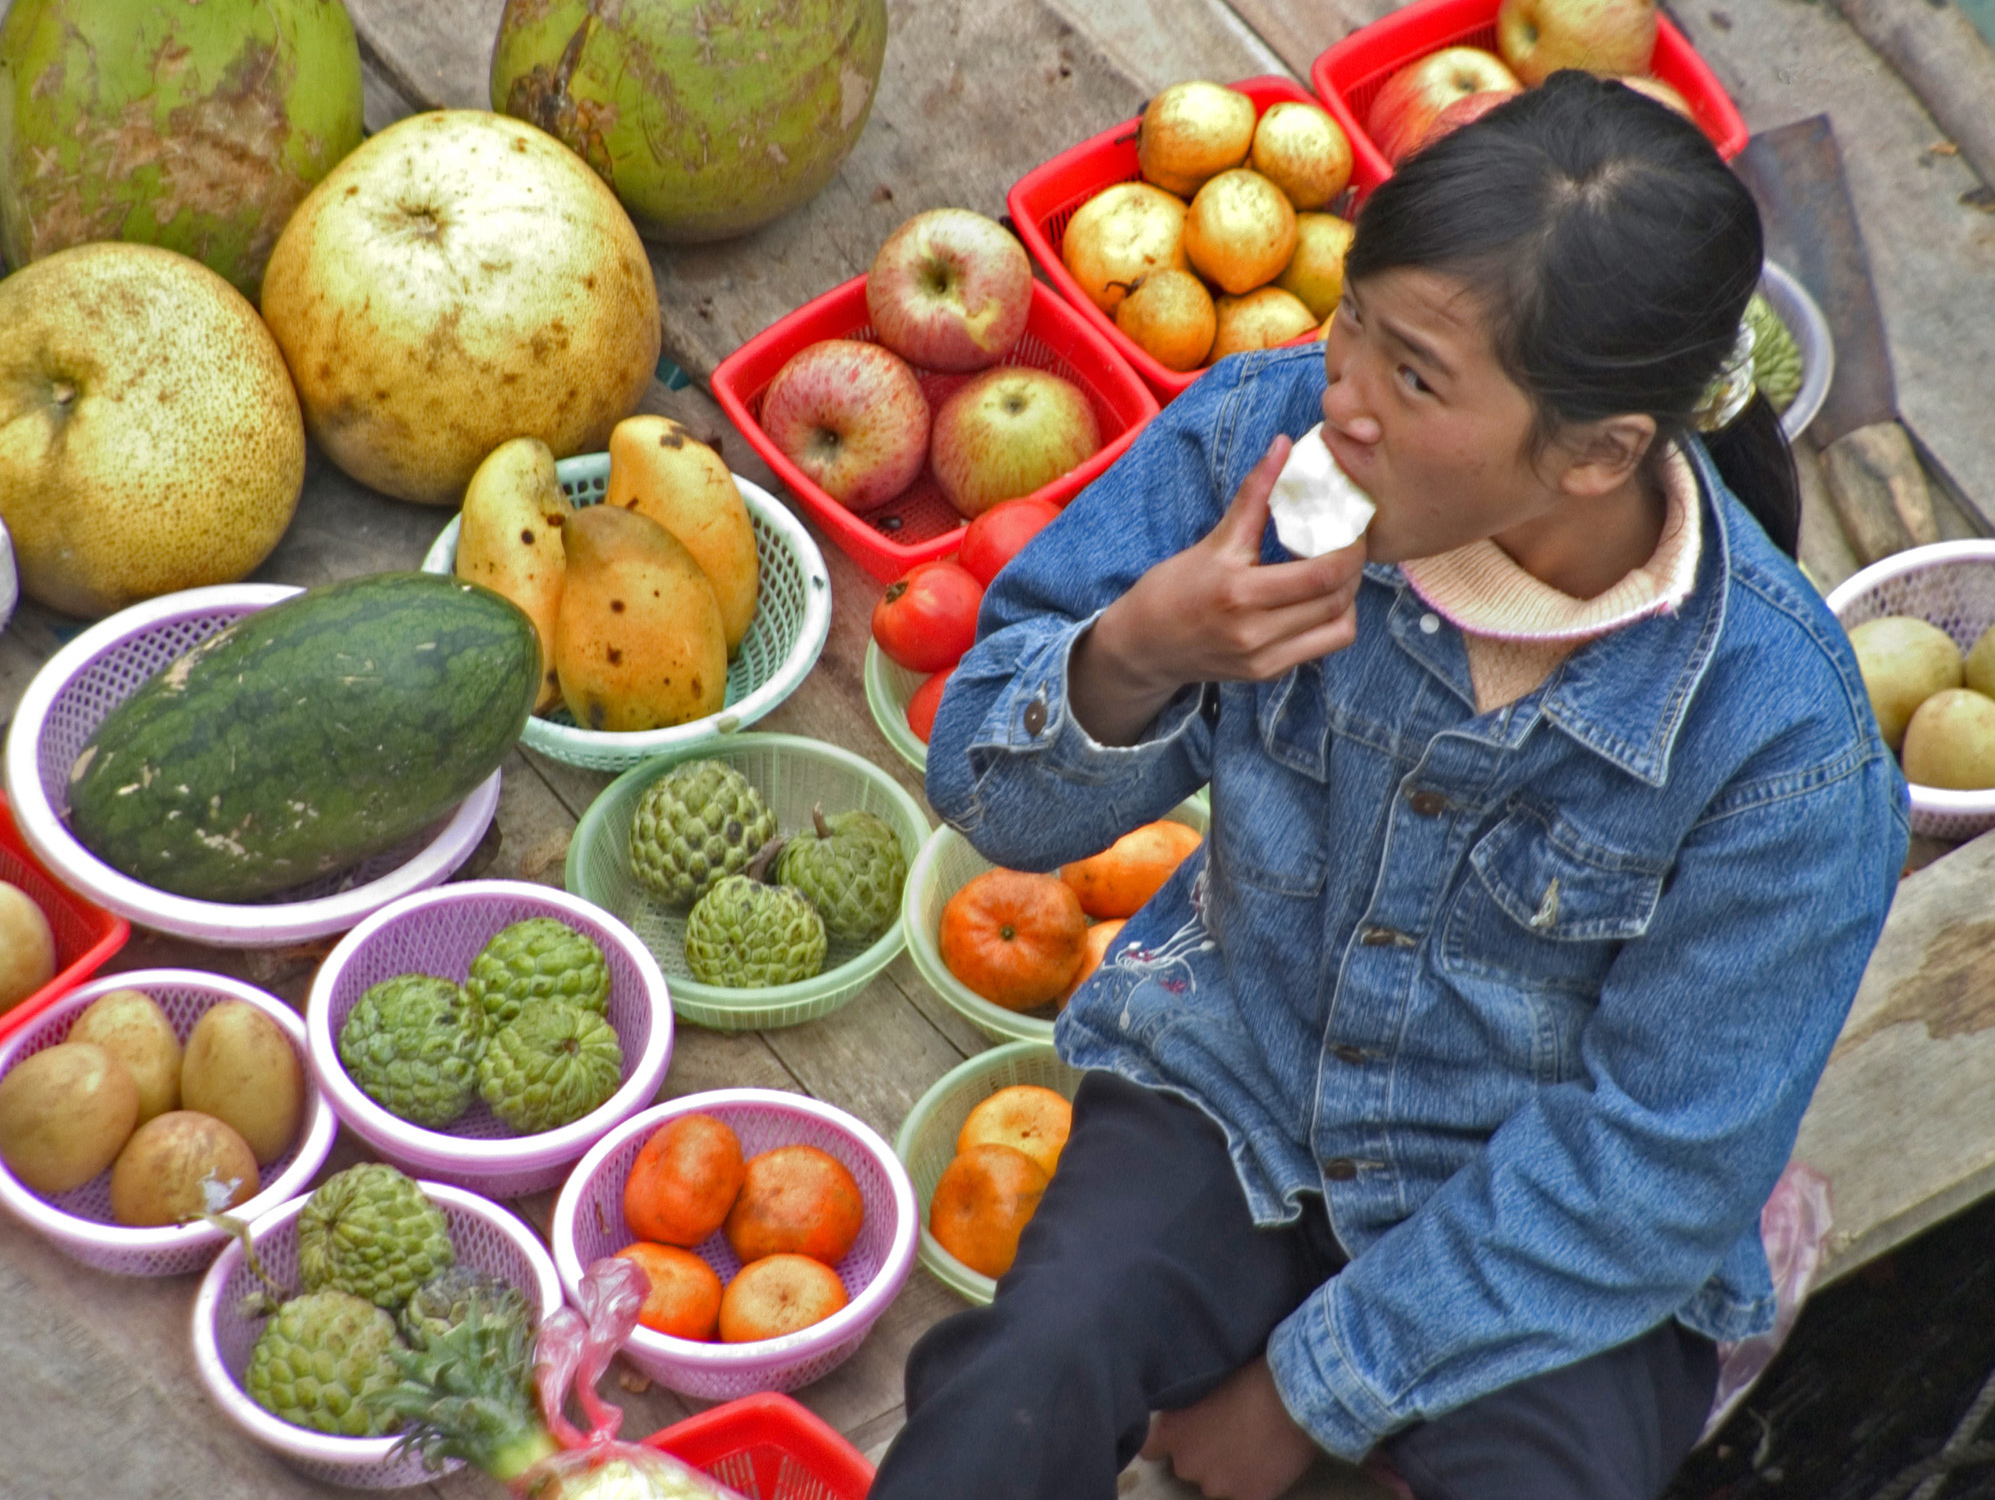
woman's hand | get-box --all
[1069,435,1366,746]
[1141,1355,1322,1500]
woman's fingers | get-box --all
[1210,434,1294,557]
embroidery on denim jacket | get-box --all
[1110,868,1217,1021]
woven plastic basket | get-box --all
[0,789,128,1046]
[565,734,930,1031]
[0,969,336,1277]
[550,1089,919,1402]
[1,583,501,946]
[643,1392,874,1500]
[1761,260,1834,445]
[305,881,674,1199]
[1825,541,1995,841]
[903,798,1210,1044]
[893,1040,1086,1305]
[420,453,832,773]
[190,1180,565,1490]
[862,640,930,774]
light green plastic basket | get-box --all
[565,733,930,1031]
[863,639,930,773]
[893,1040,1086,1304]
[422,454,832,772]
[902,797,1210,1045]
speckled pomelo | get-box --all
[0,242,305,619]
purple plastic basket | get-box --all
[550,1089,919,1401]
[0,583,501,946]
[306,881,675,1199]
[0,969,337,1277]
[190,1180,565,1490]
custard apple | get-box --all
[777,807,906,946]
[338,973,488,1128]
[247,1288,407,1437]
[297,1163,455,1311]
[477,1001,624,1134]
[466,917,610,1029]
[398,1265,531,1351]
[629,759,777,907]
[1745,292,1804,415]
[684,874,827,988]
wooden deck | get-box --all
[1,1,1993,1496]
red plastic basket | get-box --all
[712,276,1159,586]
[1310,0,1748,188]
[0,790,128,1046]
[644,1392,875,1500]
[1007,76,1381,407]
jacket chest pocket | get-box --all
[1207,680,1330,900]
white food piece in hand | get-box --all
[1267,424,1374,558]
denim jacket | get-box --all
[924,343,1909,1459]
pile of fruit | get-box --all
[0,989,302,1224]
[618,1113,864,1342]
[628,759,908,987]
[759,208,1103,520]
[929,1084,1073,1280]
[1061,83,1356,373]
[0,881,56,1015]
[338,918,623,1135]
[939,820,1203,1015]
[1848,616,1995,790]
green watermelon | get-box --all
[66,572,539,902]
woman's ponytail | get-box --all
[1703,395,1801,557]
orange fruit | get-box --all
[724,1143,866,1266]
[929,1142,1049,1280]
[718,1253,849,1342]
[616,1242,723,1341]
[1059,820,1202,919]
[1059,918,1128,1009]
[938,868,1088,1011]
[957,1085,1073,1180]
[623,1113,746,1247]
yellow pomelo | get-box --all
[1901,688,1995,791]
[1847,615,1962,752]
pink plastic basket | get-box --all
[0,969,337,1276]
[190,1180,565,1490]
[550,1089,919,1402]
[712,275,1159,585]
[306,881,675,1199]
[0,583,501,947]
[0,789,128,1045]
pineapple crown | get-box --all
[371,1287,553,1480]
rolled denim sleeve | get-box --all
[1265,746,1909,1458]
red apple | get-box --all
[759,339,930,512]
[1366,46,1521,166]
[929,367,1101,519]
[1418,89,1515,153]
[956,496,1062,587]
[1497,0,1658,85]
[866,208,1033,372]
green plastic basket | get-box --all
[863,640,930,773]
[422,454,832,772]
[902,797,1209,1045]
[565,733,930,1031]
[893,1040,1086,1304]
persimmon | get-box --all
[957,1085,1073,1180]
[616,1242,724,1341]
[718,1253,850,1342]
[929,1142,1049,1280]
[1059,918,1128,1009]
[724,1143,867,1266]
[1059,820,1203,919]
[623,1113,746,1247]
[939,868,1088,1011]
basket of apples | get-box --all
[711,209,1159,586]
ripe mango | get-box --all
[457,437,575,710]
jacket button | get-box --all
[1023,698,1048,736]
[1325,1158,1359,1181]
[1332,1044,1367,1065]
[1202,684,1221,724]
[1407,789,1448,817]
[1358,925,1414,947]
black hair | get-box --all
[1344,70,1800,556]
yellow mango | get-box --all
[456,437,575,710]
[556,505,727,732]
[606,416,760,657]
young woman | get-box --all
[873,72,1908,1500]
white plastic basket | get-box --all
[1825,540,1995,841]
[1761,259,1833,444]
[550,1089,918,1402]
[421,454,832,772]
[0,583,501,946]
[190,1180,565,1490]
[0,969,337,1277]
[305,881,674,1199]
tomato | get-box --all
[872,560,983,673]
[907,668,953,744]
[955,497,1062,588]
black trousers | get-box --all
[870,1070,1719,1500]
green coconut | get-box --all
[490,0,888,243]
[0,0,364,298]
